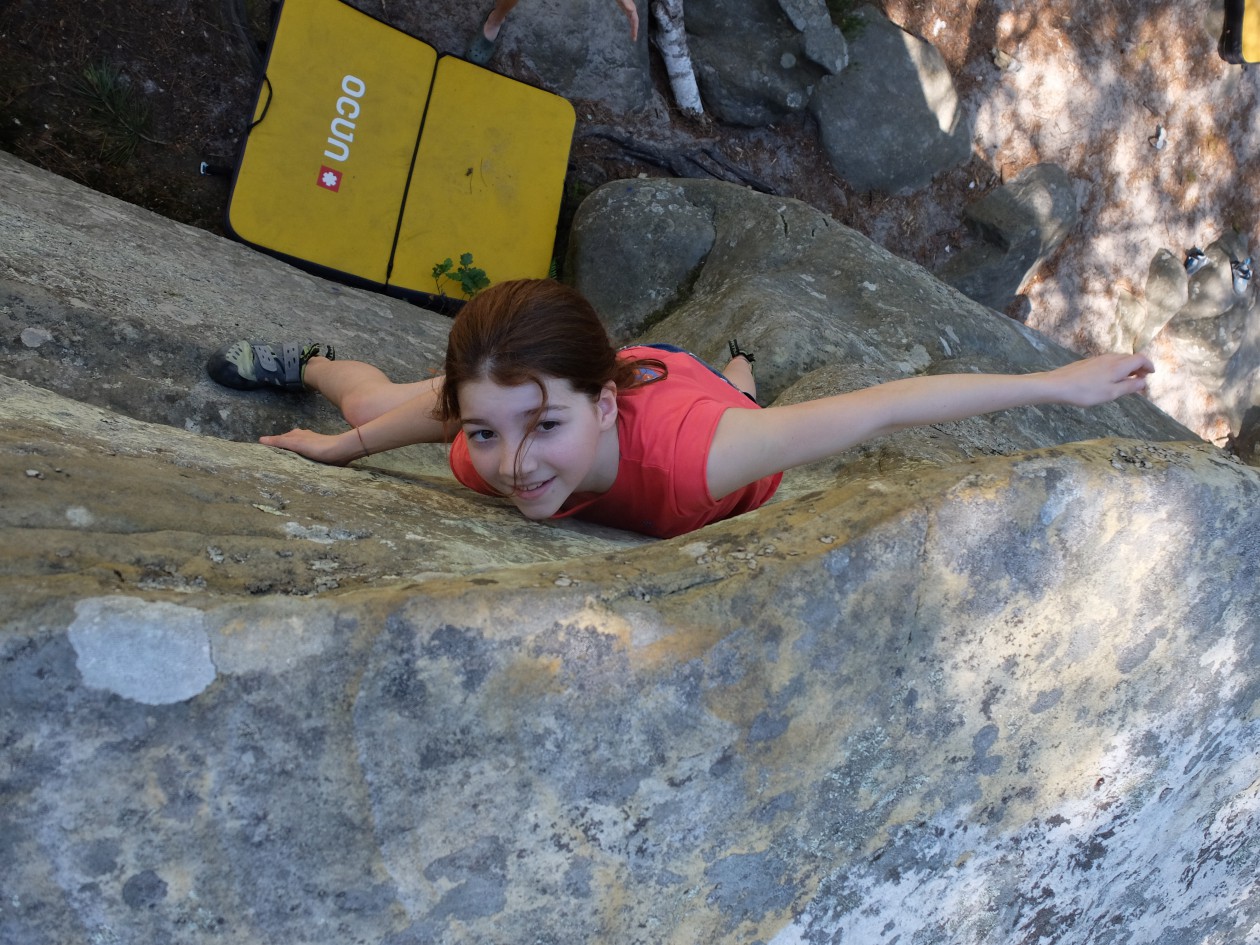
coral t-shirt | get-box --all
[448,346,781,538]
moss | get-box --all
[826,0,868,40]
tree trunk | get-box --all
[650,0,703,118]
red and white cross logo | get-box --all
[317,166,342,192]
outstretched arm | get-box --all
[707,352,1154,499]
[260,377,449,466]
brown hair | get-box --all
[435,279,662,424]
[433,280,664,494]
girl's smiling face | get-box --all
[457,374,619,520]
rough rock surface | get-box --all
[808,5,970,193]
[936,162,1081,314]
[0,151,446,445]
[403,0,655,114]
[1099,229,1260,458]
[4,154,1260,945]
[684,0,845,126]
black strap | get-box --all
[1220,0,1247,63]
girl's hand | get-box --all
[1045,353,1155,408]
[259,428,361,466]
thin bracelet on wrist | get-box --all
[355,427,370,458]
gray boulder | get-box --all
[808,5,970,192]
[497,0,653,111]
[776,0,848,72]
[8,153,1260,945]
[368,0,655,114]
[936,163,1080,313]
[566,178,718,339]
[1138,247,1190,350]
[1146,236,1260,446]
[684,0,846,126]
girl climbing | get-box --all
[207,279,1154,538]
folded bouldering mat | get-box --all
[226,0,575,310]
[1220,0,1260,63]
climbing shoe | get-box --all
[728,338,755,365]
[1232,257,1254,296]
[206,341,334,391]
[1184,247,1208,276]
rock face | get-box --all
[685,0,846,125]
[4,153,1260,945]
[808,5,970,192]
[490,0,654,111]
[1109,232,1260,458]
[936,163,1082,314]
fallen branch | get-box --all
[579,129,780,194]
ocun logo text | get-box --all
[323,75,365,163]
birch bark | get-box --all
[650,0,703,117]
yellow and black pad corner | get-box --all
[226,0,436,288]
[387,56,576,296]
[1220,0,1260,63]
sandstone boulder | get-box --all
[684,0,845,125]
[808,5,970,192]
[936,163,1081,314]
[4,152,1260,945]
[1123,234,1260,456]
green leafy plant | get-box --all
[432,253,490,298]
[73,59,156,162]
[826,0,866,40]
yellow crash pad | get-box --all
[226,0,575,304]
[390,56,576,297]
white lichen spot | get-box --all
[69,597,215,705]
[66,506,95,527]
[1199,635,1238,676]
[20,327,52,348]
[283,522,365,544]
[287,522,333,542]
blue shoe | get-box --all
[1232,257,1253,295]
[1184,247,1208,276]
[206,341,334,391]
[728,338,755,365]
[467,32,497,66]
